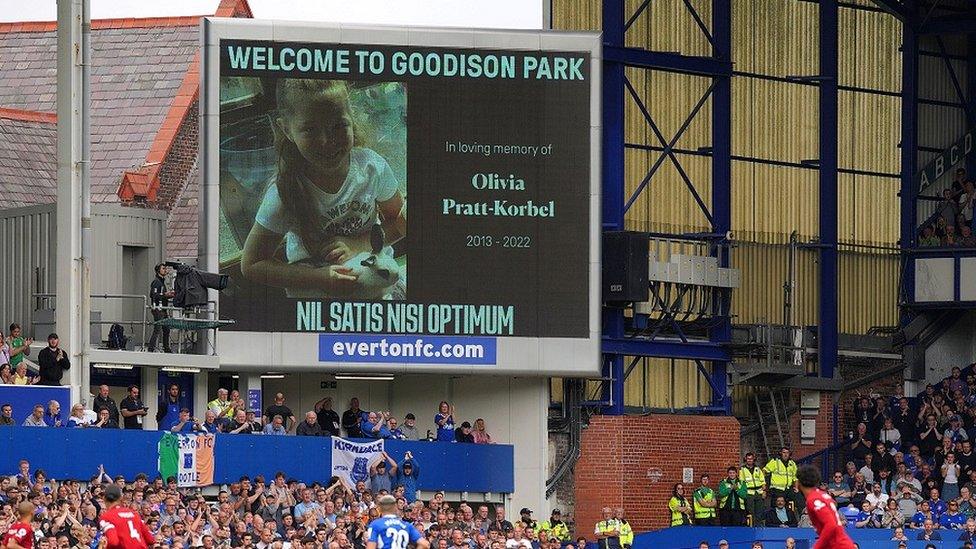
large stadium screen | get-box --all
[203,20,600,374]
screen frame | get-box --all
[200,17,602,376]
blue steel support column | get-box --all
[602,0,626,414]
[901,12,918,316]
[709,0,731,413]
[818,0,839,380]
[967,34,976,188]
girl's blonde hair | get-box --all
[273,79,366,252]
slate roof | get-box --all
[0,21,200,203]
[0,112,57,207]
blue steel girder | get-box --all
[900,1,918,319]
[601,0,733,415]
[623,75,715,224]
[603,46,732,77]
[935,36,976,125]
[819,0,839,380]
[622,80,717,213]
[602,337,731,362]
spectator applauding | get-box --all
[263,392,296,433]
[362,411,393,439]
[369,451,398,493]
[208,388,236,421]
[435,401,456,442]
[297,411,325,436]
[22,404,45,426]
[314,396,341,436]
[343,397,366,438]
[200,410,221,433]
[37,333,69,386]
[67,404,91,428]
[119,384,148,430]
[11,363,32,385]
[6,323,32,369]
[396,451,420,503]
[228,410,254,434]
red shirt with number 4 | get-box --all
[100,507,154,549]
[806,488,856,549]
[2,521,33,549]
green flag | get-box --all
[158,432,179,481]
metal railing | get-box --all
[32,292,149,347]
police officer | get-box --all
[763,447,798,508]
[693,474,718,526]
[739,452,767,526]
[614,508,633,548]
[718,466,747,526]
[594,507,621,549]
[539,510,570,543]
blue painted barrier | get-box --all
[635,527,967,549]
[0,385,70,423]
[0,426,514,493]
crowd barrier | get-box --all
[0,426,514,493]
[634,527,970,549]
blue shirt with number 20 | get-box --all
[368,515,422,549]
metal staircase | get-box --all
[752,388,793,462]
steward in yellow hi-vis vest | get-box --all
[764,447,799,500]
[668,484,693,527]
[739,452,767,526]
[595,507,622,549]
[614,508,633,548]
[692,474,718,526]
[539,509,570,542]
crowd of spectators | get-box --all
[667,363,976,544]
[0,459,576,549]
[1,382,498,445]
[919,168,976,247]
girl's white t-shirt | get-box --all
[255,147,399,263]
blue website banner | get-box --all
[318,334,497,365]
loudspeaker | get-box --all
[602,231,649,302]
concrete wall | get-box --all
[254,372,548,514]
[925,311,976,383]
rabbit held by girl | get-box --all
[241,79,407,299]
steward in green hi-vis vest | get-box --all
[718,466,748,526]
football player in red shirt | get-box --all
[2,502,35,549]
[98,484,154,549]
[796,464,855,549]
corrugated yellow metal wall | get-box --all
[551,0,903,409]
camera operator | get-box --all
[148,263,174,353]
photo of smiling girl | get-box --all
[240,78,407,300]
